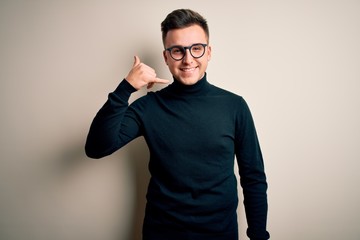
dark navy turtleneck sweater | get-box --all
[85,74,269,240]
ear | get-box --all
[163,50,168,65]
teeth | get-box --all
[181,67,195,72]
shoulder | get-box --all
[208,84,255,118]
[127,91,156,112]
[208,84,246,103]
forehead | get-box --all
[164,24,208,47]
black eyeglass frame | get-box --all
[165,43,208,61]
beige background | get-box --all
[1,0,359,239]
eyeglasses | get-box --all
[165,43,208,61]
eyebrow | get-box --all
[167,43,205,48]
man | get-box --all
[85,9,270,240]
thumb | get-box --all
[133,55,140,67]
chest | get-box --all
[142,96,237,155]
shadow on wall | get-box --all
[122,137,150,240]
[56,51,159,240]
[121,50,167,240]
[52,136,150,240]
[119,50,166,240]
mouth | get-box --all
[180,66,198,72]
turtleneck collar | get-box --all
[165,73,210,96]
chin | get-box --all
[176,72,203,85]
[178,77,200,85]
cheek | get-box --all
[167,61,178,69]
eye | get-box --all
[192,45,203,52]
[171,47,183,54]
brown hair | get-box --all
[161,9,209,44]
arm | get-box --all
[85,79,138,158]
[235,98,270,240]
[85,56,169,159]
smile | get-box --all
[180,67,197,72]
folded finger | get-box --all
[147,82,155,89]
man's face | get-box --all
[163,24,211,85]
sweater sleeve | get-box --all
[235,98,270,240]
[85,79,142,159]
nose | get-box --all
[182,49,193,64]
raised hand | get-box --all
[125,56,170,90]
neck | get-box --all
[168,73,210,96]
